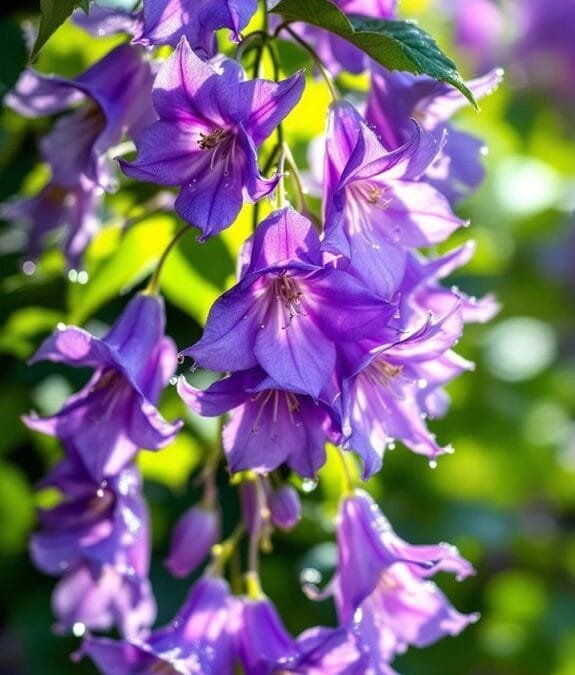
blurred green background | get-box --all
[1,1,574,673]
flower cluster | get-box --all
[13,0,500,672]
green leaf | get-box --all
[31,0,84,62]
[271,0,477,108]
[67,214,176,325]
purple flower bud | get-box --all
[269,485,301,531]
[165,505,220,578]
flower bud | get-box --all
[165,505,220,578]
[269,485,301,531]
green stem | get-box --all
[279,24,339,101]
[282,141,306,213]
[145,224,189,295]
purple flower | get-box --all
[235,595,300,674]
[82,576,236,673]
[182,206,396,399]
[31,458,155,637]
[53,563,156,639]
[24,293,182,481]
[72,3,142,37]
[326,491,476,626]
[136,0,258,54]
[323,100,463,299]
[2,177,102,270]
[165,504,220,578]
[7,44,156,191]
[450,0,506,72]
[365,66,503,204]
[341,304,466,478]
[352,562,478,667]
[121,38,304,239]
[289,626,378,674]
[178,367,341,477]
[269,484,301,530]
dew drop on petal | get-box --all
[72,622,86,638]
[429,459,438,469]
[169,376,177,386]
[22,260,36,275]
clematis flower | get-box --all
[182,206,396,399]
[136,0,258,54]
[121,38,304,239]
[365,66,503,203]
[31,458,155,637]
[7,44,156,191]
[82,576,236,673]
[24,293,182,481]
[178,367,341,477]
[323,100,463,299]
[2,176,102,270]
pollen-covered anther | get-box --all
[274,273,306,326]
[374,359,403,384]
[197,128,228,150]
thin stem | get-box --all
[279,24,339,101]
[208,523,245,576]
[247,476,266,574]
[145,224,189,295]
[282,141,306,213]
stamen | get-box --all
[197,128,227,150]
[274,273,306,328]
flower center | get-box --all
[273,273,306,327]
[197,127,228,150]
[250,389,302,437]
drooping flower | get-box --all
[31,458,155,637]
[182,206,396,400]
[340,303,467,478]
[165,504,221,578]
[136,0,258,54]
[7,44,156,191]
[2,176,102,269]
[326,491,476,623]
[121,38,305,239]
[178,367,341,477]
[82,576,236,673]
[25,293,182,481]
[234,593,300,674]
[365,66,503,203]
[323,100,463,299]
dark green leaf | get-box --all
[30,0,84,62]
[272,0,477,108]
[0,19,28,102]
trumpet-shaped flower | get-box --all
[25,294,182,481]
[323,101,463,299]
[136,0,258,54]
[121,38,304,239]
[182,207,396,399]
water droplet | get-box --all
[177,354,185,364]
[429,459,438,469]
[301,478,317,493]
[260,323,265,329]
[56,322,67,331]
[169,376,177,386]
[72,622,86,637]
[67,269,79,283]
[300,567,322,585]
[387,441,396,451]
[22,260,36,275]
[417,378,428,389]
[96,488,105,498]
[480,146,489,156]
[77,270,89,285]
[97,28,105,36]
